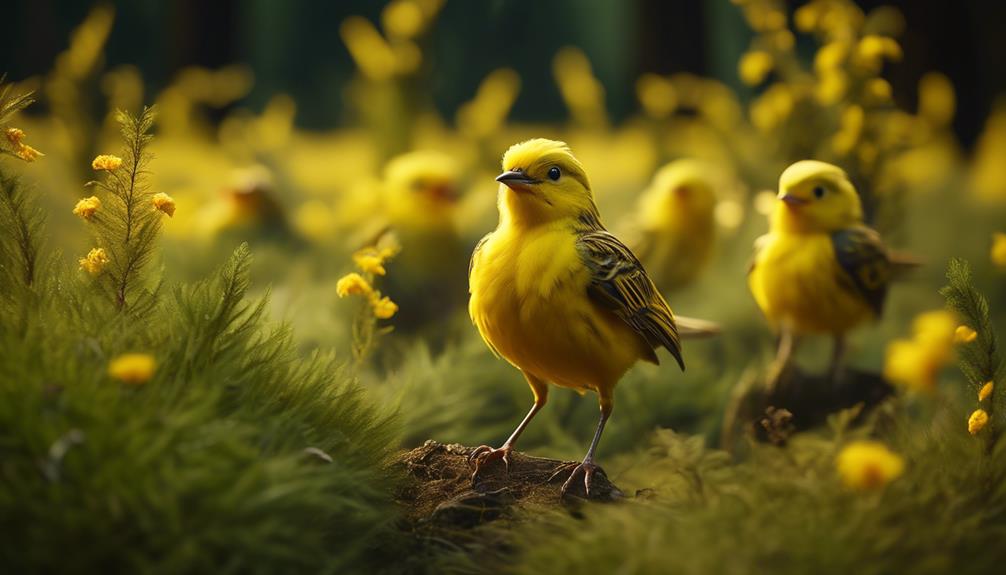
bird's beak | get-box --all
[496,170,538,189]
[780,193,809,207]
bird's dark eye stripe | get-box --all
[548,166,561,181]
[813,186,826,198]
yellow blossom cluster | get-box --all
[883,310,957,393]
[5,127,44,162]
[152,192,176,217]
[78,247,109,275]
[336,243,402,320]
[108,353,156,385]
[91,154,122,171]
[72,196,101,220]
[835,440,905,491]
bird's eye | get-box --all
[547,166,561,181]
[813,185,826,199]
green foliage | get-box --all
[0,245,404,574]
[506,419,1006,575]
[941,258,1004,451]
[84,107,161,314]
[0,96,406,573]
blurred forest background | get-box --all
[2,1,1006,573]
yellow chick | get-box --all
[626,159,719,290]
[375,150,469,331]
[748,160,895,380]
[200,165,292,240]
[468,139,684,497]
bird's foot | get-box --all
[468,444,513,484]
[552,460,603,499]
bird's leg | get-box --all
[828,334,847,384]
[557,396,612,498]
[767,324,796,391]
[469,374,547,484]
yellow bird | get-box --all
[468,139,684,497]
[625,159,719,290]
[748,160,898,380]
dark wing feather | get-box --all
[576,230,685,370]
[831,225,891,316]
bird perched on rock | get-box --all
[748,160,914,381]
[623,159,720,290]
[467,139,691,497]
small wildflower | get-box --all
[855,35,902,73]
[863,78,892,104]
[14,143,43,162]
[836,440,905,491]
[108,353,156,385]
[978,381,994,402]
[816,70,848,105]
[91,154,123,171]
[353,246,393,276]
[72,196,101,221]
[5,127,24,146]
[991,233,1006,268]
[370,295,399,319]
[968,409,989,435]
[884,339,939,392]
[954,325,978,344]
[79,247,109,275]
[814,42,849,73]
[152,192,176,217]
[912,310,957,358]
[738,51,773,86]
[5,128,43,161]
[336,273,373,298]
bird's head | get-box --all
[496,138,599,226]
[773,160,862,233]
[384,150,460,226]
[639,159,718,228]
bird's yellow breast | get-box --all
[469,223,647,392]
[748,232,873,334]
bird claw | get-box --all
[467,444,512,484]
[556,460,602,499]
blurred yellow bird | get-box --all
[625,159,719,290]
[345,150,469,331]
[468,139,685,496]
[748,160,901,380]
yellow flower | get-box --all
[863,78,892,104]
[370,295,399,319]
[978,381,994,402]
[884,338,940,393]
[14,143,43,162]
[78,247,109,275]
[816,70,848,105]
[336,273,373,298]
[352,246,395,276]
[836,440,905,491]
[382,0,425,40]
[5,127,24,146]
[855,35,902,73]
[152,192,176,217]
[92,154,123,171]
[912,310,956,359]
[814,42,849,73]
[954,325,978,344]
[72,196,101,221]
[992,233,1006,268]
[738,51,773,86]
[832,105,864,156]
[108,353,156,385]
[968,409,989,435]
